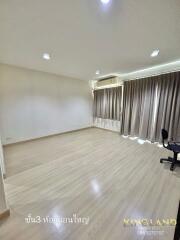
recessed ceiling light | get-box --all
[151,49,159,58]
[96,70,100,75]
[43,53,51,60]
[101,0,110,4]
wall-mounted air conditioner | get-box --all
[94,76,123,89]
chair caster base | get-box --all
[160,156,180,171]
[160,157,172,163]
[170,165,174,171]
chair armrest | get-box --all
[169,141,180,146]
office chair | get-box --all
[160,129,180,171]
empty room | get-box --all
[0,0,180,239]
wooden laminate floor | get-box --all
[1,128,180,240]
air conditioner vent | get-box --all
[98,76,115,81]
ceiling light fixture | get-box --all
[151,49,159,58]
[96,70,100,75]
[43,53,51,60]
[101,0,110,4]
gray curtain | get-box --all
[151,72,180,142]
[120,72,180,142]
[93,86,122,121]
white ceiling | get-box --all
[0,0,180,80]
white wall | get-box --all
[0,64,92,145]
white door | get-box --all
[0,135,6,177]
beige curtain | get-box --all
[120,72,180,142]
[93,86,122,121]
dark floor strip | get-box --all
[174,201,180,240]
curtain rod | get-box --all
[123,68,180,81]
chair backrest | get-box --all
[161,129,168,140]
[161,129,168,148]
